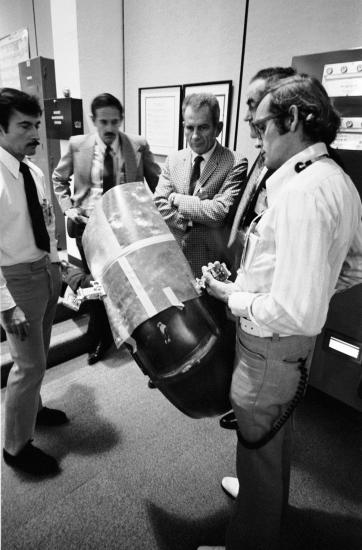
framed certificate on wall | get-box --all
[139,85,182,155]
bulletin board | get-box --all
[0,28,29,89]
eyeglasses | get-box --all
[252,114,280,139]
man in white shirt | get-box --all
[198,75,362,550]
[53,93,161,365]
[219,66,297,436]
[0,88,67,476]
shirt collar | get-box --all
[266,143,328,207]
[191,140,217,164]
[0,146,26,178]
[96,133,120,154]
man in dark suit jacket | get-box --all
[227,67,297,269]
[53,93,160,364]
[153,93,247,278]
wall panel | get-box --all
[237,0,362,163]
[123,0,246,151]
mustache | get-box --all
[28,140,40,146]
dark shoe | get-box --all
[219,410,238,430]
[3,441,60,476]
[148,379,156,389]
[88,340,112,365]
[36,406,69,427]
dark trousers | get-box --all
[75,232,113,349]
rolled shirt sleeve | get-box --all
[231,159,361,337]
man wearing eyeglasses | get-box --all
[198,74,362,550]
[218,67,296,451]
[226,67,296,272]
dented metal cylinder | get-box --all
[82,183,234,418]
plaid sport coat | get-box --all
[153,142,248,277]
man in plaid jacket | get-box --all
[153,93,247,278]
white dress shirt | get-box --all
[0,146,59,310]
[228,143,362,336]
[81,134,125,216]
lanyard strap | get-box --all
[294,153,330,173]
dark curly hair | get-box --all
[0,87,42,131]
[266,74,340,145]
[91,93,124,119]
[251,66,296,88]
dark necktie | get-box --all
[189,155,203,195]
[103,145,115,193]
[19,162,50,253]
[243,168,272,227]
[228,154,265,247]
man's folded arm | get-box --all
[175,157,248,227]
[153,158,188,231]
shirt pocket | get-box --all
[242,232,260,271]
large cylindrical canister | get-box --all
[82,183,234,418]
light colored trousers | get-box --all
[226,328,315,550]
[2,257,62,455]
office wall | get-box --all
[0,0,53,60]
[1,0,123,134]
[75,0,123,131]
[50,0,123,134]
[1,0,362,163]
[237,0,362,163]
[123,0,246,151]
[124,0,362,165]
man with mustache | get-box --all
[53,93,160,364]
[0,88,66,476]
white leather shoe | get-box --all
[197,547,225,550]
[221,476,239,499]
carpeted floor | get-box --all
[1,346,362,550]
